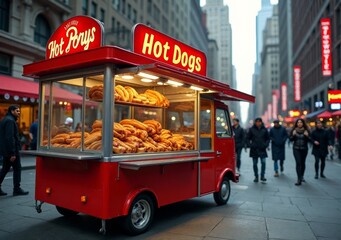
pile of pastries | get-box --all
[47,119,194,153]
[88,84,169,107]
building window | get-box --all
[122,0,126,15]
[162,16,168,33]
[127,4,131,20]
[111,17,115,31]
[132,9,137,23]
[112,0,120,11]
[0,52,12,75]
[0,0,10,31]
[153,4,160,22]
[147,0,152,14]
[34,14,51,47]
[91,2,97,18]
[82,0,88,15]
[163,0,168,13]
[100,8,105,22]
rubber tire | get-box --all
[122,193,154,236]
[56,206,79,217]
[213,177,230,205]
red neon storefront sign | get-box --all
[328,90,341,103]
[133,24,207,77]
[320,18,332,76]
[272,89,279,119]
[293,66,301,102]
[46,16,104,59]
[281,83,287,112]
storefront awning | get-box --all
[0,75,38,99]
[305,109,326,119]
[0,75,82,104]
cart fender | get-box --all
[122,187,159,215]
[215,168,237,192]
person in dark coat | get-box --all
[0,105,29,196]
[247,117,270,183]
[269,120,288,177]
[311,120,332,179]
[232,118,246,173]
[289,118,311,186]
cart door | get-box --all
[213,103,235,176]
[199,98,215,194]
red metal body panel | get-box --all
[35,156,205,219]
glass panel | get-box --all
[41,74,105,151]
[200,98,212,150]
[40,82,51,148]
[110,72,197,153]
[215,108,232,138]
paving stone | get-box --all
[208,217,267,240]
[266,218,316,240]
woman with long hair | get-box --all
[289,118,311,186]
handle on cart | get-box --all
[216,151,222,156]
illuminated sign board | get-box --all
[320,18,332,76]
[281,83,287,112]
[293,66,301,102]
[133,24,207,77]
[328,90,341,103]
[289,110,300,117]
[46,16,104,59]
[272,90,279,119]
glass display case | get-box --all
[38,68,199,154]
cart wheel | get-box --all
[56,206,79,217]
[213,177,230,205]
[122,193,154,236]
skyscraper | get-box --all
[202,0,233,85]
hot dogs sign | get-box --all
[133,24,207,77]
[46,16,104,59]
[46,17,207,76]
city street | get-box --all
[0,145,341,240]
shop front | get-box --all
[0,74,85,149]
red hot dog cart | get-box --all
[23,16,255,235]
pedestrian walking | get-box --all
[29,118,38,150]
[247,117,270,183]
[269,119,288,177]
[311,120,332,179]
[232,118,246,174]
[0,105,29,196]
[289,118,311,186]
[327,125,336,160]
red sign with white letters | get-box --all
[320,18,332,76]
[281,83,287,112]
[46,16,104,59]
[132,24,207,77]
[293,66,301,102]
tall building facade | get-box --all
[291,0,341,116]
[0,0,70,125]
[202,0,233,85]
[259,5,279,123]
[0,0,70,78]
[278,0,293,117]
[251,0,273,120]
